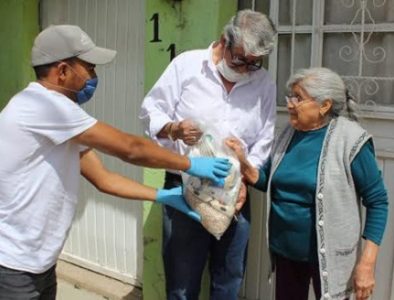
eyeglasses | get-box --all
[227,45,263,72]
[286,95,302,104]
[286,95,315,105]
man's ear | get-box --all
[56,62,68,81]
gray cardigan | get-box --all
[266,116,371,300]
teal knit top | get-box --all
[253,126,388,262]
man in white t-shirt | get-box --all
[0,25,231,300]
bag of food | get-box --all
[182,131,242,240]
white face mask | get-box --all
[216,59,249,83]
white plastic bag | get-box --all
[182,128,242,240]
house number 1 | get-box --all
[150,13,177,61]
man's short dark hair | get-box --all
[33,57,77,79]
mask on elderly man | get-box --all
[216,59,249,83]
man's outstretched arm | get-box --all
[74,121,230,185]
[80,149,200,221]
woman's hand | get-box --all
[225,137,259,185]
[353,240,379,300]
[225,137,247,162]
[353,261,375,299]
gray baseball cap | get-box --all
[31,24,117,66]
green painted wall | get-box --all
[0,0,39,109]
[143,1,237,299]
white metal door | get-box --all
[40,0,145,286]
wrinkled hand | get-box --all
[156,187,201,222]
[186,157,231,187]
[235,181,247,212]
[353,261,375,300]
[172,120,203,146]
[225,137,247,162]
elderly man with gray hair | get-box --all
[140,9,277,300]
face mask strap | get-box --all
[38,80,79,93]
[61,62,91,83]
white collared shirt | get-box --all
[139,44,276,168]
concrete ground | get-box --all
[57,279,105,300]
[56,260,142,300]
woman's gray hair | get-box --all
[223,9,277,56]
[286,67,359,121]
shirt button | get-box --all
[324,293,330,299]
[318,220,324,226]
[322,271,328,277]
[317,193,324,200]
[320,248,326,254]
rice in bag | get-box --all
[182,133,242,240]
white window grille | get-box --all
[260,0,394,113]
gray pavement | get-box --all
[57,279,105,300]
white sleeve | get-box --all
[247,82,277,168]
[21,94,97,145]
[139,57,182,143]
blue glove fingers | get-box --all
[170,186,182,195]
[213,168,230,177]
[188,211,202,222]
[156,187,182,204]
[176,199,201,222]
[216,164,231,172]
[187,157,231,185]
[215,158,232,171]
[210,177,225,188]
[156,187,201,222]
[173,186,183,194]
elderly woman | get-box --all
[226,68,388,300]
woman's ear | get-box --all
[320,99,333,117]
[219,35,227,47]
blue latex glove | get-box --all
[156,187,201,222]
[186,157,231,187]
